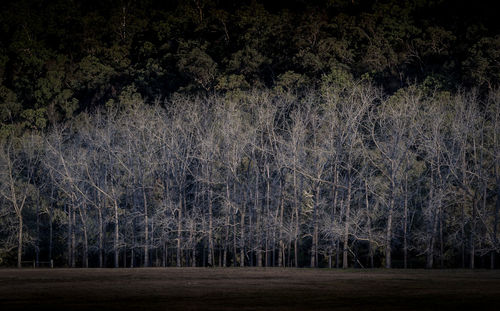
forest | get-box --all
[0,0,499,269]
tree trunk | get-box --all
[461,148,467,268]
[311,183,320,268]
[191,219,196,267]
[131,246,135,268]
[98,206,104,268]
[335,239,340,269]
[67,204,72,267]
[343,167,352,269]
[403,167,408,269]
[366,181,374,268]
[278,179,284,267]
[331,164,338,269]
[223,181,231,267]
[48,185,54,264]
[427,167,436,269]
[17,213,23,269]
[35,198,40,267]
[71,207,76,268]
[470,196,477,269]
[78,204,89,268]
[49,207,53,264]
[293,166,299,268]
[385,178,395,269]
[240,199,246,267]
[492,177,500,269]
[114,199,120,268]
[224,213,229,267]
[439,206,444,268]
[256,172,262,268]
[83,225,88,268]
[232,205,237,267]
[143,188,149,267]
[177,199,182,267]
[208,183,214,267]
[163,242,168,267]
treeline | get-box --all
[1,0,499,134]
[1,84,499,268]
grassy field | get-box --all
[1,268,499,310]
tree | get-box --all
[367,86,418,268]
[0,134,40,268]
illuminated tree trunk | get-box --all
[143,187,149,267]
[177,199,182,267]
[343,165,352,269]
[17,214,23,269]
[114,199,119,268]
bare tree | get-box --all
[0,135,39,268]
[367,86,418,268]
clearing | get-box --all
[1,268,499,310]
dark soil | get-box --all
[1,268,499,310]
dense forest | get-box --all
[0,0,499,268]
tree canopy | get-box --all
[1,0,498,134]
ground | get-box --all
[0,268,499,310]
